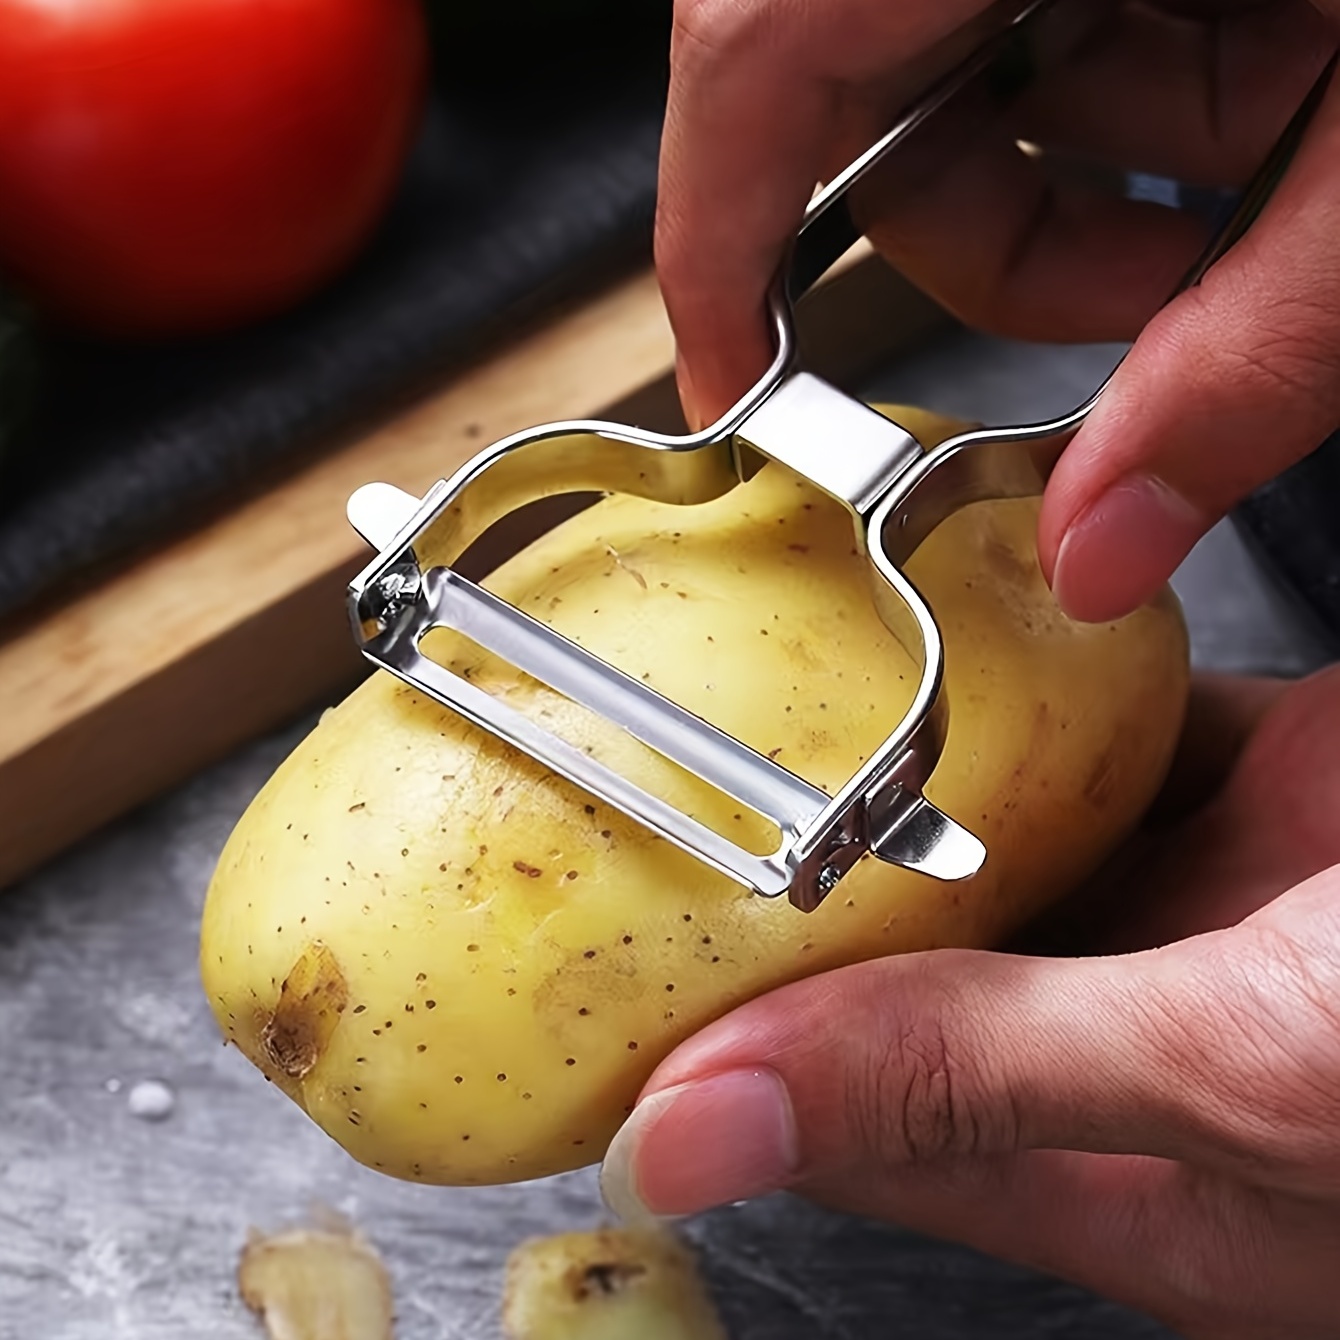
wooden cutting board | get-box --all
[0,249,946,888]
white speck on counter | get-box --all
[127,1079,175,1121]
[104,1077,122,1094]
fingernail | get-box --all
[600,1068,798,1222]
[1052,474,1206,623]
[675,353,703,433]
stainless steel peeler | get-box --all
[344,0,1334,912]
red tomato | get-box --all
[0,0,429,338]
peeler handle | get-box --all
[781,6,1336,333]
[782,0,1058,307]
[1173,50,1336,299]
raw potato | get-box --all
[200,404,1189,1186]
[238,1218,394,1340]
[502,1227,727,1340]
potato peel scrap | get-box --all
[239,1218,394,1340]
[502,1226,728,1340]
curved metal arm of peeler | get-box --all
[658,0,1340,623]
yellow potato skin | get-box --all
[200,407,1189,1186]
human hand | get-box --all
[599,667,1340,1338]
[658,0,1340,621]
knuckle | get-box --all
[1186,276,1340,420]
[847,989,1012,1168]
[672,0,754,63]
[1142,1170,1340,1340]
[652,212,693,288]
[1143,1173,1280,1338]
[1226,329,1339,415]
[1174,931,1340,1177]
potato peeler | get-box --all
[345,0,1334,913]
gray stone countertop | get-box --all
[0,331,1330,1339]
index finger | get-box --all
[656,0,988,427]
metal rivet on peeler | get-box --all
[366,562,422,629]
[818,865,842,895]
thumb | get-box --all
[597,935,1305,1222]
[1039,60,1340,624]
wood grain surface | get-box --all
[0,249,945,887]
